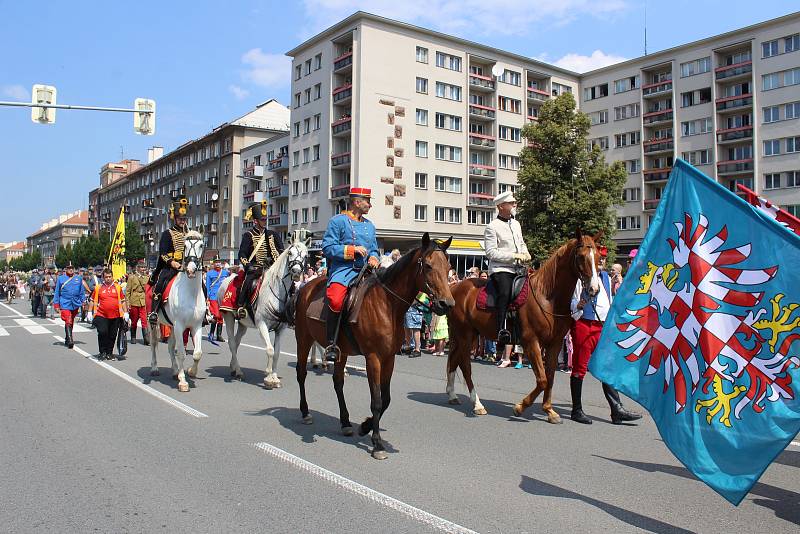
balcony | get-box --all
[268,155,289,172]
[332,84,352,105]
[208,176,218,189]
[142,215,154,225]
[642,108,674,125]
[716,125,753,144]
[331,151,351,168]
[526,115,539,123]
[333,51,353,73]
[643,138,674,155]
[330,183,351,199]
[643,198,661,210]
[468,193,495,207]
[715,94,752,112]
[469,133,496,150]
[468,104,496,121]
[715,61,752,81]
[268,213,289,228]
[643,168,672,182]
[469,73,495,92]
[205,223,218,234]
[207,200,218,210]
[717,158,753,175]
[527,88,550,102]
[642,80,673,98]
[269,184,289,199]
[469,163,496,178]
[331,116,352,137]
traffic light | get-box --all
[31,84,57,124]
[134,98,156,135]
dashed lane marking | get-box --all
[252,442,478,534]
[61,336,208,419]
[15,318,50,334]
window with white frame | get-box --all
[613,75,640,93]
[293,122,300,137]
[435,206,461,223]
[314,53,322,70]
[313,145,320,161]
[499,69,521,86]
[627,159,641,173]
[294,65,301,80]
[314,83,321,100]
[764,106,780,123]
[435,82,462,101]
[414,205,427,221]
[680,56,711,77]
[616,216,641,230]
[589,109,609,125]
[291,210,298,225]
[764,139,781,156]
[314,113,321,130]
[583,83,609,101]
[681,149,712,165]
[294,92,301,108]
[498,125,521,142]
[292,180,299,195]
[416,77,428,94]
[498,154,520,170]
[435,144,462,162]
[765,173,781,189]
[303,88,311,104]
[434,175,462,193]
[302,178,309,194]
[680,117,713,136]
[303,148,310,163]
[435,112,462,131]
[763,39,779,58]
[435,51,461,71]
[786,101,800,119]
[614,102,640,121]
[788,136,800,153]
[589,136,609,150]
[622,187,641,202]
[787,171,800,187]
[292,151,299,166]
[415,172,428,189]
[312,207,319,222]
[303,118,310,134]
[467,209,492,225]
[416,46,428,63]
[416,108,428,126]
[498,96,521,113]
[312,175,320,191]
[415,140,428,158]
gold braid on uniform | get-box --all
[268,235,280,263]
[171,229,186,261]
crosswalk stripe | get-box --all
[14,318,36,326]
[0,326,9,336]
[24,325,51,335]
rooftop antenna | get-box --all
[644,0,648,56]
[120,145,124,160]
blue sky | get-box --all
[0,0,797,242]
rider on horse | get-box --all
[148,198,190,323]
[484,190,531,346]
[321,187,380,362]
[236,200,284,319]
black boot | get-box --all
[130,328,137,344]
[216,322,225,343]
[65,325,74,349]
[602,383,642,424]
[148,295,161,323]
[570,376,592,424]
[142,328,150,346]
[325,311,341,363]
[496,308,511,345]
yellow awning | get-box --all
[449,239,483,250]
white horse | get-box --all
[217,231,309,388]
[149,231,207,393]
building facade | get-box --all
[26,210,89,266]
[240,133,291,242]
[90,100,290,265]
[0,242,25,264]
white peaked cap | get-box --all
[493,191,517,206]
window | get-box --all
[291,210,298,225]
[680,117,713,137]
[435,206,461,224]
[680,56,711,77]
[416,46,428,63]
[293,92,301,108]
[787,205,800,217]
[785,68,800,87]
[301,178,309,194]
[727,145,752,160]
[764,106,780,123]
[313,83,321,100]
[552,82,572,96]
[415,140,428,158]
[498,154,520,170]
[763,39,779,58]
[416,108,428,126]
[302,147,310,163]
[627,159,641,173]
[311,175,320,192]
[416,77,428,94]
[434,175,462,193]
[467,209,492,225]
[292,180,299,195]
[614,132,640,148]
[764,139,781,156]
[314,53,322,70]
[786,101,800,119]
[613,75,640,93]
[415,172,428,189]
[681,88,711,107]
[435,82,462,101]
[499,69,521,86]
[497,96,521,114]
[294,65,301,80]
[498,125,521,142]
[681,149,712,165]
[435,112,462,131]
[787,34,800,53]
[616,216,641,230]
[788,136,800,153]
[301,208,308,224]
[435,52,462,71]
[763,72,780,90]
[765,173,781,189]
[787,171,800,187]
[589,110,609,125]
[414,205,427,221]
[293,122,300,137]
[303,118,310,134]
[614,103,640,121]
[435,144,462,162]
[304,59,312,76]
[588,136,609,150]
[583,83,609,101]
[313,145,320,161]
[622,187,641,201]
[292,151,299,166]
[313,114,321,130]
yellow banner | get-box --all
[108,208,126,280]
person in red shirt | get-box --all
[88,268,129,361]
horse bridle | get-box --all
[263,243,307,316]
[183,237,204,269]
[375,246,449,308]
[529,239,596,323]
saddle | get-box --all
[306,275,377,325]
[476,271,530,311]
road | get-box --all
[0,298,797,533]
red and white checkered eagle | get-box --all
[617,214,800,425]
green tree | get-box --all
[10,251,41,271]
[55,244,73,267]
[124,222,146,267]
[517,93,626,261]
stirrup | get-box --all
[497,329,512,344]
[236,307,248,320]
[324,344,340,363]
[148,311,158,323]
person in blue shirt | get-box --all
[205,256,229,342]
[53,262,87,349]
[321,187,380,361]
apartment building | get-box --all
[240,133,291,241]
[91,100,290,265]
[286,12,580,261]
[27,210,89,265]
[580,12,800,256]
[284,11,799,262]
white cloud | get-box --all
[2,84,29,101]
[228,84,250,100]
[240,48,292,89]
[550,50,628,73]
[299,0,628,37]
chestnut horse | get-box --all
[294,233,454,460]
[445,231,602,422]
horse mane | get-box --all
[531,239,576,298]
[378,243,433,284]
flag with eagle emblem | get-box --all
[589,159,800,505]
[108,208,126,280]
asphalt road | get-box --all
[0,298,797,533]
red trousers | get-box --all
[326,283,348,313]
[208,300,222,322]
[129,305,147,331]
[571,318,603,379]
[60,308,79,327]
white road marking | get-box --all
[0,326,8,336]
[24,325,51,335]
[14,318,37,326]
[238,343,368,372]
[61,336,208,418]
[252,442,478,534]
[0,302,29,318]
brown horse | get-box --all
[294,233,454,459]
[445,230,602,422]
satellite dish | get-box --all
[211,192,219,201]
[491,64,503,77]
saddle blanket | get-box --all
[476,276,530,311]
[220,271,261,312]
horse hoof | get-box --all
[448,398,461,405]
[302,415,313,425]
[474,407,488,416]
[372,449,388,460]
[547,414,563,425]
[513,404,524,417]
[187,368,196,378]
[150,369,160,376]
[178,383,189,393]
[342,426,354,437]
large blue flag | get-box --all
[589,159,800,505]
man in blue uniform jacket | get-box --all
[54,262,87,349]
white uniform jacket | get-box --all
[484,216,530,275]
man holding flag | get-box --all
[589,159,800,505]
